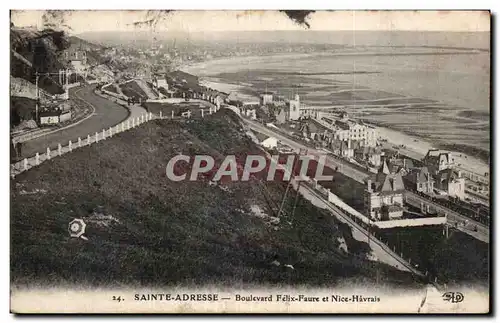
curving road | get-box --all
[18,85,131,159]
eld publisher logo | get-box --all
[442,292,464,303]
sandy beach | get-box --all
[375,126,489,176]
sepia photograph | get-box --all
[8,9,491,314]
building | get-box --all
[155,76,169,92]
[423,149,456,174]
[261,137,278,149]
[354,146,384,167]
[300,108,319,119]
[315,112,378,148]
[65,49,88,76]
[275,108,288,124]
[331,139,354,159]
[403,166,435,194]
[332,119,377,147]
[434,168,465,200]
[39,109,71,125]
[364,161,405,220]
[260,92,273,105]
[244,108,257,120]
[288,94,301,121]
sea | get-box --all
[182,31,490,165]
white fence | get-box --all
[326,188,371,225]
[373,217,447,229]
[10,111,156,178]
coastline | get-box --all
[178,55,490,176]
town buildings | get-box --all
[288,94,301,121]
[260,92,273,105]
[354,146,384,167]
[315,112,378,148]
[421,149,465,199]
[65,49,88,77]
[422,149,456,174]
[364,160,405,220]
[404,166,435,194]
[434,168,466,200]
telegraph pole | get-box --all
[35,70,39,122]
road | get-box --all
[243,118,490,243]
[17,85,135,159]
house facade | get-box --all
[364,161,405,220]
[288,94,301,120]
[404,166,435,194]
[434,168,465,199]
[423,149,456,174]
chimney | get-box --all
[367,179,372,192]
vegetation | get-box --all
[119,81,148,100]
[376,226,489,287]
[11,97,35,127]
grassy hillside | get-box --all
[11,109,419,288]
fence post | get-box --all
[46,147,51,160]
[35,153,40,165]
[68,140,72,152]
[58,143,62,156]
[95,132,99,143]
[149,112,152,120]
[132,119,135,128]
[127,120,130,129]
[201,109,204,118]
[23,158,28,171]
[78,137,82,148]
[172,110,174,118]
[102,129,106,140]
[87,134,91,145]
[109,127,113,138]
[160,111,163,119]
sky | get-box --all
[11,10,491,34]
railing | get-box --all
[10,111,157,178]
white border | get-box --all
[2,1,498,322]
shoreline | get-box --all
[178,55,490,177]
